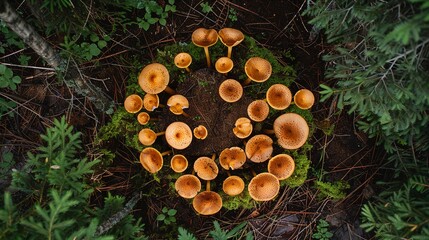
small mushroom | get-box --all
[124,94,143,113]
[138,63,175,95]
[167,94,190,117]
[218,28,244,58]
[171,154,189,173]
[137,112,150,125]
[273,113,309,150]
[248,172,280,201]
[223,176,245,196]
[192,190,222,215]
[233,117,253,139]
[219,147,246,170]
[215,57,234,75]
[193,156,219,181]
[175,174,201,199]
[243,57,272,85]
[143,93,161,112]
[268,154,295,180]
[193,125,208,140]
[165,122,193,150]
[245,134,273,163]
[139,147,170,174]
[191,28,219,67]
[294,89,315,110]
[266,84,292,110]
[138,128,165,146]
[218,79,243,103]
[174,52,192,72]
[247,100,270,122]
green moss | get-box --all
[283,153,311,188]
[221,189,255,211]
[314,180,350,200]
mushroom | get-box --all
[218,28,244,59]
[268,154,295,180]
[273,113,309,150]
[243,57,272,85]
[191,28,219,67]
[223,176,245,196]
[233,117,253,139]
[266,84,292,110]
[219,147,246,170]
[165,122,193,150]
[138,63,175,95]
[218,79,243,103]
[245,134,273,163]
[124,94,143,113]
[139,147,170,174]
[215,57,234,75]
[174,52,192,72]
[294,89,315,110]
[137,112,150,125]
[167,94,190,117]
[170,154,188,173]
[193,125,208,140]
[247,100,270,122]
[193,155,219,181]
[175,174,201,199]
[138,128,165,146]
[143,93,161,112]
[248,172,280,201]
[192,190,222,215]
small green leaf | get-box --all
[98,40,107,49]
[156,214,166,221]
[147,18,158,24]
[168,208,177,216]
[89,43,101,56]
[159,18,167,26]
[12,75,21,84]
[90,34,99,42]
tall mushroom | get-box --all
[245,134,273,163]
[218,28,244,59]
[247,100,270,122]
[165,122,193,150]
[124,94,143,113]
[174,52,192,72]
[219,147,246,170]
[215,57,234,75]
[243,57,272,85]
[191,28,218,67]
[233,117,253,139]
[218,79,243,103]
[138,128,165,146]
[175,174,201,199]
[273,113,309,150]
[167,94,190,117]
[139,147,170,174]
[266,84,292,110]
[268,154,295,180]
[248,172,280,201]
[294,89,315,110]
[138,63,175,95]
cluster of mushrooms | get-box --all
[123,28,315,215]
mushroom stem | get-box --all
[263,129,275,135]
[185,67,191,73]
[242,78,252,86]
[156,131,166,136]
[182,111,191,118]
[161,150,172,156]
[164,86,176,95]
[226,171,231,177]
[227,46,233,59]
[206,180,211,192]
[251,169,257,177]
[204,46,211,67]
[211,153,216,162]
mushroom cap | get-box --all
[167,94,189,115]
[124,94,143,113]
[266,84,292,110]
[218,79,243,103]
[191,28,219,48]
[175,174,201,199]
[174,52,192,69]
[143,93,159,111]
[137,112,150,125]
[170,154,188,173]
[218,28,245,47]
[244,57,272,83]
[268,154,295,180]
[219,147,246,170]
[138,63,170,94]
[193,125,208,140]
[273,113,309,150]
[193,156,219,180]
[247,100,270,122]
[223,176,245,196]
[248,172,280,201]
[294,89,315,110]
[245,134,273,163]
[215,57,234,74]
[193,191,222,215]
[139,147,163,173]
[138,128,157,146]
[233,117,253,139]
[165,122,193,150]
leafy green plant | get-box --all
[156,207,177,225]
[0,98,16,120]
[177,227,197,240]
[312,219,333,240]
[0,21,25,53]
[228,8,238,22]
[209,221,253,240]
[0,151,14,182]
[0,64,21,91]
[60,34,110,61]
[200,2,213,13]
[136,0,177,30]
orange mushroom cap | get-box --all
[138,128,157,146]
[170,154,188,173]
[223,176,245,196]
[137,112,150,125]
[194,156,219,181]
[248,172,280,201]
[143,93,159,112]
[233,117,253,139]
[215,57,234,74]
[245,134,273,163]
[294,89,315,110]
[273,113,309,150]
[139,147,164,173]
[167,94,189,115]
[244,57,272,83]
[218,28,245,48]
[193,191,222,215]
[191,28,219,48]
[138,63,170,94]
[219,147,246,170]
[266,84,292,110]
[165,122,193,150]
[268,154,295,180]
[174,52,192,69]
[124,94,143,113]
[218,79,243,103]
[193,125,208,140]
[175,174,201,199]
[247,100,270,122]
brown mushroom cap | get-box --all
[215,57,234,74]
[193,125,208,140]
[138,128,157,146]
[170,154,188,173]
[219,147,246,170]
[194,156,219,180]
[124,94,143,113]
[247,100,270,122]
[191,28,219,48]
[167,94,189,115]
[294,89,315,110]
[138,63,170,94]
[218,28,245,47]
[266,84,292,110]
[268,154,295,180]
[244,57,272,83]
[174,52,192,69]
[175,174,201,199]
[233,117,253,139]
[137,112,150,125]
[139,147,163,173]
[248,172,280,201]
[245,134,273,163]
[218,79,243,103]
[193,191,222,215]
[143,93,159,112]
[273,113,309,150]
[223,176,245,196]
[165,122,193,150]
